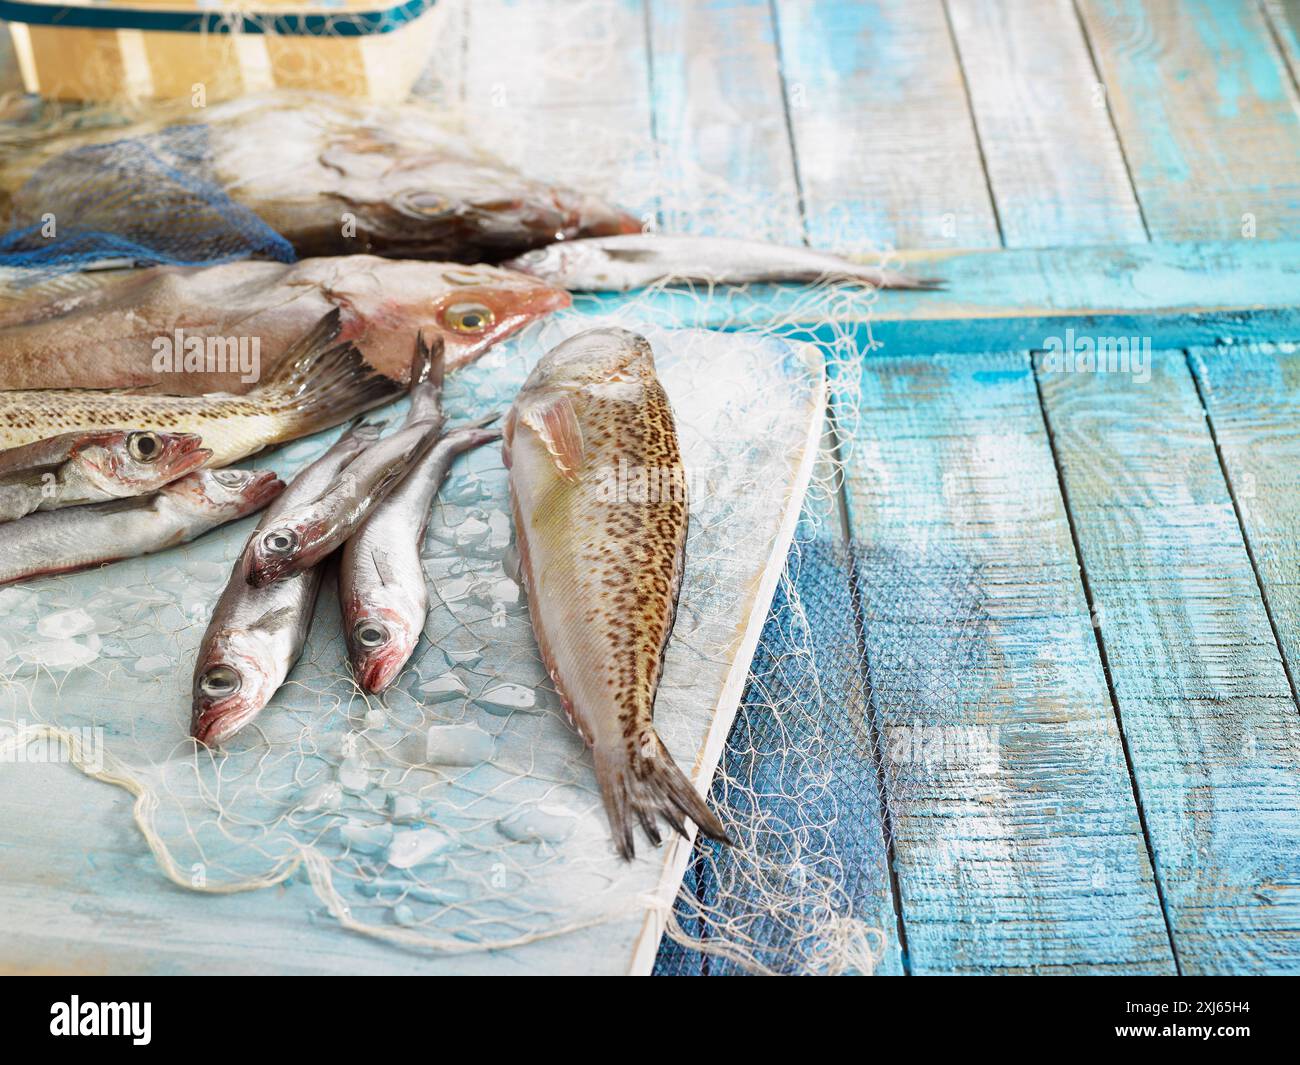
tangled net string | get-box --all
[0,5,992,974]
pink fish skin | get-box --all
[0,256,570,396]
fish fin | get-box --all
[406,332,446,426]
[521,395,584,482]
[262,311,404,442]
[593,732,732,862]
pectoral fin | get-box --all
[522,395,584,482]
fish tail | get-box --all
[593,731,732,861]
[850,267,946,291]
[263,310,404,438]
[406,333,447,426]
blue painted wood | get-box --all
[845,351,1174,974]
[947,0,1147,246]
[1038,348,1300,974]
[646,0,804,243]
[575,239,1300,354]
[1077,0,1300,240]
[771,0,1000,250]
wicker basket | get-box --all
[2,0,444,102]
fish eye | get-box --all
[406,192,449,216]
[521,249,549,264]
[441,269,485,286]
[262,528,299,555]
[199,665,241,699]
[353,620,389,649]
[128,431,162,463]
[443,302,495,334]
[213,470,247,488]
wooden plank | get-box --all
[646,0,803,242]
[1191,341,1300,689]
[577,238,1300,354]
[461,0,657,219]
[846,351,1174,974]
[772,0,1000,251]
[1077,0,1300,240]
[1039,348,1300,975]
[1262,0,1300,88]
[946,0,1147,247]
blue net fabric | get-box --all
[0,124,295,272]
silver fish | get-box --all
[0,468,283,588]
[503,234,943,291]
[242,336,448,588]
[341,419,502,694]
[0,429,210,523]
[504,327,730,859]
[191,421,384,746]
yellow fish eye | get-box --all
[444,302,495,333]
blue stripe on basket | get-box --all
[0,0,435,36]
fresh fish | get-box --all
[503,234,944,291]
[191,420,384,746]
[0,310,401,467]
[504,327,730,860]
[0,429,210,522]
[242,335,448,588]
[341,419,503,694]
[0,468,282,587]
[0,256,569,395]
[2,92,641,263]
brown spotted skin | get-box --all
[507,328,728,860]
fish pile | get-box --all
[191,335,500,745]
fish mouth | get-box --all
[355,644,410,695]
[237,471,289,517]
[160,436,213,479]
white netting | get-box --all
[0,3,989,975]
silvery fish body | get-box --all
[341,420,502,694]
[191,422,383,745]
[503,233,943,291]
[0,468,282,587]
[504,327,729,860]
[241,336,448,588]
[0,429,209,523]
[0,310,400,467]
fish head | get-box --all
[73,430,211,498]
[318,258,571,374]
[502,242,595,286]
[191,628,280,745]
[521,327,656,395]
[242,512,329,588]
[166,469,285,522]
[343,593,419,694]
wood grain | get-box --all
[1039,347,1300,974]
[1077,0,1300,240]
[946,0,1147,246]
[772,0,1000,251]
[646,0,804,242]
[847,351,1174,973]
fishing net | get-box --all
[0,2,991,976]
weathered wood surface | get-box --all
[847,351,1174,974]
[1038,349,1300,975]
[946,0,1147,246]
[773,0,1001,251]
[1077,0,1300,241]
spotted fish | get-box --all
[503,327,730,860]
